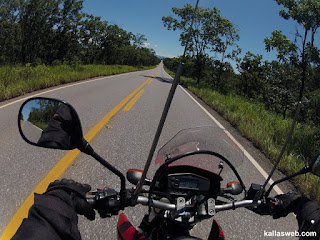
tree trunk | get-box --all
[298,29,308,102]
[196,55,202,84]
[216,62,223,90]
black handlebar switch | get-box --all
[246,183,263,200]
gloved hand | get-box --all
[45,179,95,220]
[273,191,310,219]
[296,200,320,234]
[250,197,278,216]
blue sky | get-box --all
[83,0,299,68]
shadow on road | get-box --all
[141,75,173,84]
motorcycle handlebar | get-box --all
[87,189,263,215]
[136,196,176,210]
[215,200,262,212]
[136,197,261,212]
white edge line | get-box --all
[0,72,132,110]
[179,85,283,195]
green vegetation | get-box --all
[163,4,240,85]
[0,0,160,66]
[0,64,155,101]
[28,100,60,130]
[0,0,160,101]
[0,0,161,101]
[31,121,48,130]
[165,67,320,201]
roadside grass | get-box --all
[31,121,48,130]
[0,64,155,101]
[165,67,320,201]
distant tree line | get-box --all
[163,0,320,126]
[28,100,60,129]
[165,51,320,126]
[0,0,160,66]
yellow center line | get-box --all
[123,89,144,111]
[20,121,25,130]
[1,72,158,240]
[122,72,156,112]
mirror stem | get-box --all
[255,102,302,201]
[79,139,126,209]
[264,165,311,198]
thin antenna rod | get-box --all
[133,0,200,196]
[256,102,302,200]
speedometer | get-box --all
[179,178,199,190]
[167,173,210,194]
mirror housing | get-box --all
[126,169,152,186]
[311,153,320,177]
[127,169,143,185]
[18,97,84,150]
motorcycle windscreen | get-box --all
[155,126,244,175]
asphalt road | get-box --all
[20,121,43,143]
[0,62,298,239]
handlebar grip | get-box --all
[216,200,262,212]
[86,188,121,217]
[86,192,96,207]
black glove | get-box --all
[296,200,320,234]
[273,191,310,219]
[46,179,95,220]
[250,197,278,216]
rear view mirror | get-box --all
[127,169,143,185]
[18,97,83,150]
[265,152,320,198]
[311,153,320,177]
[127,169,152,186]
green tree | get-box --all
[80,14,108,64]
[209,58,235,93]
[19,0,61,64]
[264,61,300,119]
[237,51,265,99]
[0,0,159,67]
[163,4,239,84]
[28,99,61,128]
[212,16,240,90]
[265,0,320,101]
[264,30,298,64]
[55,0,84,63]
[100,24,133,64]
[133,33,147,48]
[0,0,22,64]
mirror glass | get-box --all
[312,153,320,177]
[19,98,83,150]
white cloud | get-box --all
[154,45,158,48]
[142,42,151,47]
[156,52,178,58]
